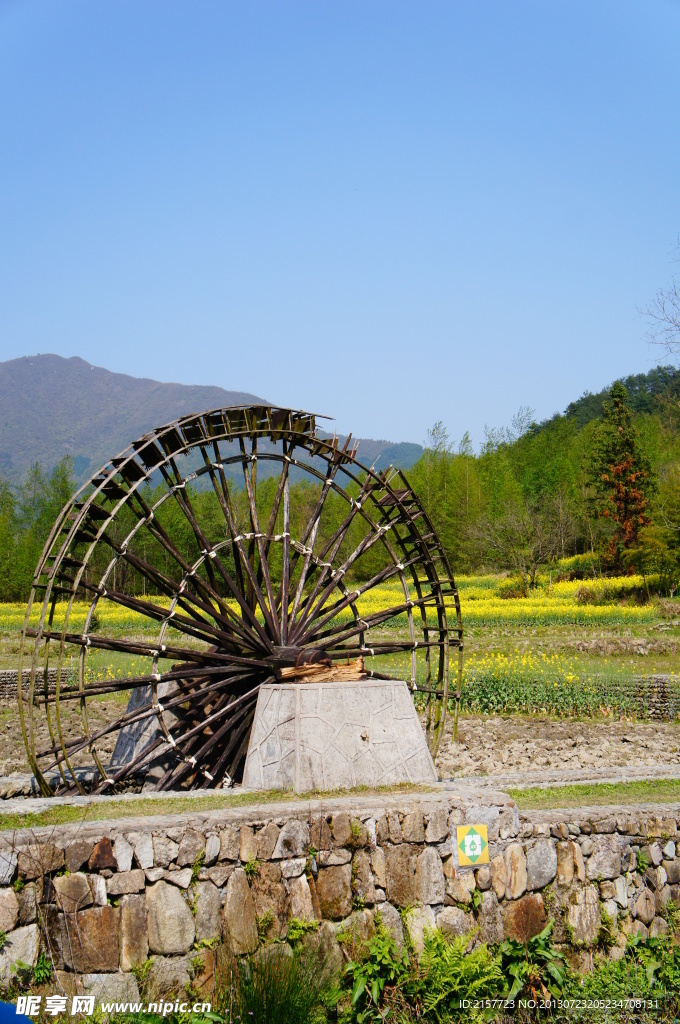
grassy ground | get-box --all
[2,778,679,831]
[509,778,680,809]
[0,782,430,831]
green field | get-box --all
[2,572,679,710]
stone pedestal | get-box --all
[242,679,438,793]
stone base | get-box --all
[242,679,438,793]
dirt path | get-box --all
[434,714,680,781]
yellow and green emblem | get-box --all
[456,825,489,867]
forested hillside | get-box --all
[1,366,680,601]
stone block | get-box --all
[425,807,449,843]
[566,885,600,946]
[243,680,437,792]
[316,864,352,920]
[119,894,148,972]
[17,882,38,924]
[585,835,621,881]
[591,816,616,834]
[337,909,375,959]
[193,947,217,997]
[128,832,154,871]
[207,864,234,887]
[376,902,405,952]
[309,816,332,853]
[504,843,527,899]
[475,865,491,891]
[239,826,257,864]
[113,835,134,873]
[602,899,618,923]
[404,905,435,954]
[65,906,121,972]
[465,805,500,842]
[164,867,193,889]
[447,869,476,905]
[634,889,656,926]
[152,836,179,868]
[177,829,206,868]
[500,807,520,839]
[88,837,117,871]
[281,857,307,879]
[655,884,672,915]
[18,843,63,880]
[436,905,473,938]
[662,840,676,860]
[218,826,240,862]
[479,891,504,944]
[401,811,425,843]
[613,875,628,908]
[256,823,280,861]
[645,865,667,891]
[502,894,546,944]
[385,845,416,908]
[317,849,352,866]
[65,841,94,875]
[53,872,93,913]
[415,847,444,905]
[353,850,376,905]
[526,840,557,891]
[371,848,386,889]
[650,917,668,938]
[272,821,310,860]
[146,881,195,954]
[0,852,17,887]
[490,854,506,899]
[573,842,585,882]
[0,888,19,932]
[147,955,191,998]
[251,862,289,937]
[288,873,315,922]
[87,874,107,906]
[331,813,352,846]
[107,869,145,896]
[621,847,636,873]
[204,834,220,867]
[0,924,40,988]
[82,973,140,1004]
[388,813,403,844]
[223,868,258,954]
[194,881,222,942]
[556,842,573,885]
[663,859,680,885]
[642,842,663,867]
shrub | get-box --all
[233,945,334,1024]
[409,927,503,1022]
[498,919,567,1001]
[344,922,408,1022]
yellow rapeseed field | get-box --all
[0,572,657,634]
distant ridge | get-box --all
[0,354,265,483]
[0,354,424,484]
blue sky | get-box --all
[1,1,679,448]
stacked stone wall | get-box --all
[0,669,72,700]
[0,789,678,1002]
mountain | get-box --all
[0,354,423,484]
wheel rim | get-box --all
[17,406,463,794]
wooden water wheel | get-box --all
[18,406,462,794]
